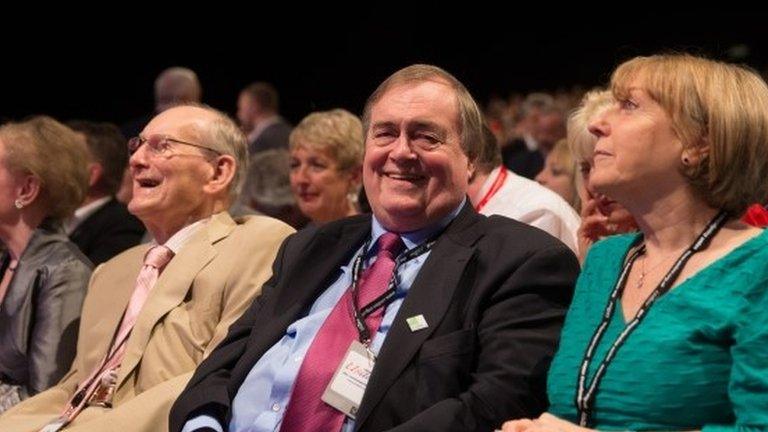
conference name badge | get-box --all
[322,340,376,419]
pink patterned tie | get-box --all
[280,233,405,432]
[57,245,174,424]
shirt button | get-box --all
[271,403,280,412]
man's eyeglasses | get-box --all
[128,135,221,157]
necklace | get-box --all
[575,210,729,427]
[635,250,678,290]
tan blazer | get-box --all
[0,212,294,431]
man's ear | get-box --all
[88,162,103,189]
[203,155,237,195]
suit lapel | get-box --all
[237,217,371,372]
[115,213,235,388]
[77,247,144,375]
[355,204,485,428]
[274,220,369,314]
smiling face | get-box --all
[127,106,219,235]
[587,79,685,207]
[289,144,358,224]
[363,80,472,232]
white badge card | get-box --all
[322,340,376,419]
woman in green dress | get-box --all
[502,53,768,431]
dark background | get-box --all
[3,10,767,127]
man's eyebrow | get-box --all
[408,120,448,138]
[370,121,397,130]
[409,120,443,130]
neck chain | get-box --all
[635,250,678,290]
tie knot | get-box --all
[144,245,174,269]
[376,232,404,260]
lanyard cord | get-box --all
[575,210,729,427]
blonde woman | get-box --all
[504,54,768,431]
[289,109,364,225]
[0,117,92,412]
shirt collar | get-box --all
[158,216,211,254]
[370,197,465,251]
[65,196,113,234]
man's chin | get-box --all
[127,200,154,219]
[373,205,427,233]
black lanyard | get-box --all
[575,210,729,427]
[350,236,436,345]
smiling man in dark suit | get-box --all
[171,64,579,432]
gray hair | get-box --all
[179,103,248,204]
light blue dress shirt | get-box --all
[182,203,463,432]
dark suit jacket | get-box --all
[169,204,579,431]
[248,118,292,155]
[501,138,545,180]
[70,197,146,266]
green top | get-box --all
[548,230,768,431]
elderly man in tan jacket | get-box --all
[0,104,294,431]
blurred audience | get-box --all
[240,149,308,229]
[468,124,580,253]
[501,93,566,179]
[743,203,768,227]
[237,82,292,155]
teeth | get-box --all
[388,173,419,180]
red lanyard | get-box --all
[474,167,508,212]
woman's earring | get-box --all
[347,191,359,205]
[14,199,24,210]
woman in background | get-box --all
[289,109,364,225]
[535,138,580,211]
[567,90,636,262]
